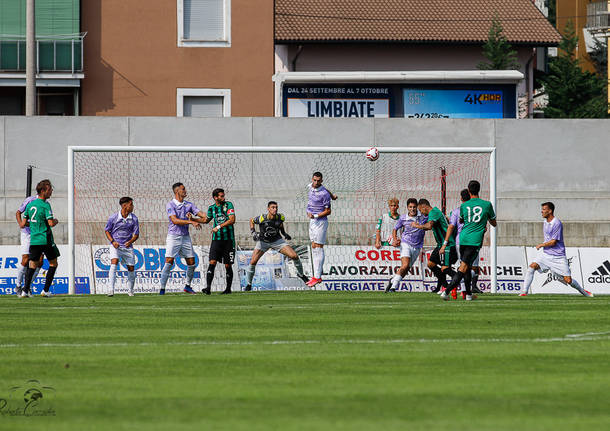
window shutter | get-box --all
[183,0,224,41]
[183,96,224,117]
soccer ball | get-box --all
[366,147,379,161]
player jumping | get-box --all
[520,202,592,297]
[375,198,400,249]
[20,180,59,298]
[412,199,457,294]
[159,182,204,295]
[442,180,496,301]
[15,194,41,296]
[244,201,309,291]
[306,172,337,288]
[104,197,140,297]
[385,198,427,293]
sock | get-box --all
[186,264,196,286]
[523,267,535,295]
[23,266,36,293]
[463,269,472,295]
[128,271,136,291]
[317,248,325,279]
[109,264,117,294]
[442,267,455,287]
[391,273,402,290]
[246,264,256,285]
[312,248,322,279]
[430,266,445,289]
[17,263,26,287]
[206,263,216,289]
[568,278,587,296]
[293,258,304,278]
[447,270,465,293]
[226,266,233,290]
[471,270,479,291]
[160,262,172,289]
[44,266,57,293]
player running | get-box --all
[14,194,41,296]
[442,180,496,301]
[412,199,457,294]
[306,172,337,288]
[385,198,427,292]
[19,180,59,298]
[104,197,140,297]
[244,201,309,291]
[520,202,592,297]
[159,182,205,295]
[197,188,236,295]
[443,189,483,298]
[375,198,401,249]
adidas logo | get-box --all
[589,260,610,283]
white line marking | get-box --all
[2,334,610,349]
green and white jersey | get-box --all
[459,198,496,247]
[427,206,455,248]
[207,201,235,243]
[375,212,400,244]
[23,198,55,246]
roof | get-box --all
[275,0,562,45]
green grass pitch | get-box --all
[1,292,609,430]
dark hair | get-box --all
[541,201,555,213]
[212,188,224,198]
[119,196,133,206]
[417,198,430,207]
[468,180,481,196]
[267,201,278,207]
[312,172,323,179]
[406,198,418,206]
[36,179,52,194]
[460,189,471,202]
[172,182,183,192]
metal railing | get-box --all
[586,1,610,30]
[0,33,86,73]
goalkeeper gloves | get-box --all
[251,229,260,242]
[283,233,292,241]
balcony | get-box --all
[0,33,85,74]
[586,1,610,33]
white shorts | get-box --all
[534,250,571,277]
[309,218,328,245]
[400,243,421,266]
[20,231,30,256]
[255,238,289,252]
[109,246,136,266]
[165,234,195,259]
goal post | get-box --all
[68,146,497,295]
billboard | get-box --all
[403,89,506,119]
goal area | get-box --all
[68,146,496,294]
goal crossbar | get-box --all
[68,145,497,294]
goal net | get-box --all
[68,146,496,294]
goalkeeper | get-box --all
[244,201,309,291]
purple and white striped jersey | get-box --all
[543,217,566,257]
[307,184,331,220]
[167,199,200,236]
[394,212,428,248]
[105,212,140,246]
[18,196,37,234]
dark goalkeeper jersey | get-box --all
[253,213,285,243]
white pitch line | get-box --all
[2,334,610,349]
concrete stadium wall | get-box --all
[1,117,608,246]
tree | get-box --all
[588,36,608,79]
[477,14,520,70]
[541,22,609,118]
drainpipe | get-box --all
[524,51,536,118]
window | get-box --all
[177,0,231,47]
[177,89,231,117]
